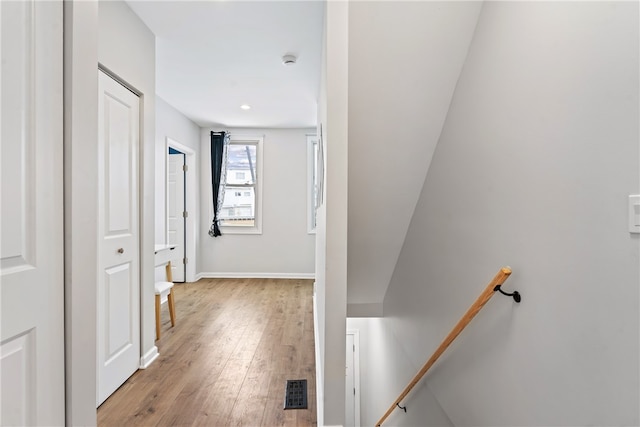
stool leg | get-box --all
[168,289,176,327]
[165,261,173,283]
[155,294,161,340]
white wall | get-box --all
[382,2,639,426]
[316,1,349,425]
[314,10,329,423]
[98,0,158,366]
[199,127,315,278]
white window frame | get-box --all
[219,135,263,235]
[307,134,319,234]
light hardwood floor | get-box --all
[97,278,317,426]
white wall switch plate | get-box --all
[629,195,640,233]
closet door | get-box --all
[0,1,65,425]
[97,70,141,406]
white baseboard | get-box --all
[139,346,159,369]
[197,272,315,280]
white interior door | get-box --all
[346,333,355,427]
[167,151,185,282]
[0,1,65,425]
[346,330,361,427]
[97,70,141,406]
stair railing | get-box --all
[376,267,517,427]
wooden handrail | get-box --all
[376,267,513,427]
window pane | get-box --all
[226,144,257,185]
[307,136,319,233]
[312,140,318,211]
[220,185,255,227]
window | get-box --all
[307,134,319,233]
[218,136,263,233]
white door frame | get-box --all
[64,2,99,423]
[165,137,196,282]
[346,329,361,427]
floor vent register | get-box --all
[284,379,308,410]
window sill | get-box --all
[219,226,262,235]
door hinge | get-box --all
[183,257,188,264]
[353,388,356,396]
[183,164,188,172]
[183,211,188,218]
[353,344,355,352]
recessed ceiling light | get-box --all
[240,104,251,110]
[282,54,297,65]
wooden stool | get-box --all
[155,261,176,340]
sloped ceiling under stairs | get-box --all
[346,2,482,315]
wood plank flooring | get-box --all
[97,278,317,427]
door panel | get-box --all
[104,264,134,359]
[0,1,65,425]
[0,332,35,425]
[97,70,140,406]
[167,152,185,282]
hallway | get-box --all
[97,278,316,426]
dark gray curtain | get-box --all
[208,131,226,237]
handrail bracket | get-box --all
[494,284,521,303]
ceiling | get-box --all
[126,0,324,129]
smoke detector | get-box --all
[282,54,297,66]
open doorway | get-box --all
[166,137,196,282]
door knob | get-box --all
[117,248,124,254]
